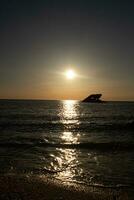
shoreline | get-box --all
[0,174,129,200]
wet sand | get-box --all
[0,174,129,200]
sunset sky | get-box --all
[0,0,134,100]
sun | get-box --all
[66,69,76,79]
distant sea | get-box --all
[0,100,134,195]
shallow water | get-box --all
[0,100,134,194]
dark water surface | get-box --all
[0,100,134,194]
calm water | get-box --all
[0,100,134,192]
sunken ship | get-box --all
[82,94,105,103]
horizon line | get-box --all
[0,98,134,102]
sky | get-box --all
[0,0,134,100]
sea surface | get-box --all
[0,100,134,195]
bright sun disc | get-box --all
[66,70,76,79]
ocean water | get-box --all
[0,100,134,194]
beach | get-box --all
[0,100,133,199]
[0,174,129,200]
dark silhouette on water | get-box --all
[82,94,104,103]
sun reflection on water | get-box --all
[62,100,78,118]
[59,100,80,124]
[54,148,82,182]
[61,131,80,144]
[60,100,80,144]
[53,100,82,181]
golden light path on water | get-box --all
[61,131,79,144]
[55,100,82,181]
[61,100,79,124]
[41,100,83,182]
[60,100,80,144]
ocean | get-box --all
[0,100,134,196]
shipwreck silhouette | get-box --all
[82,94,104,103]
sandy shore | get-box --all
[0,174,129,200]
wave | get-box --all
[0,140,133,151]
[0,121,134,131]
